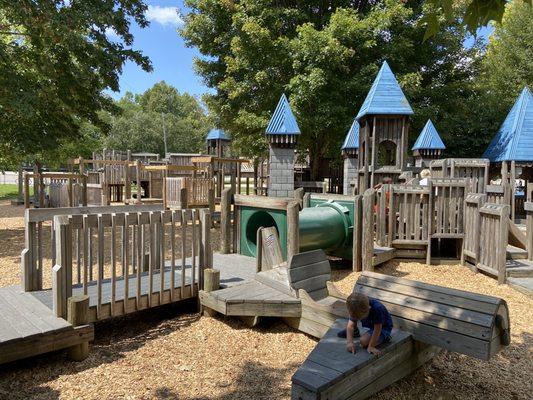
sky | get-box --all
[107,1,494,101]
[106,0,208,100]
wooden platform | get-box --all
[200,280,300,317]
[0,286,94,365]
[506,277,533,298]
[505,258,533,278]
[372,246,395,267]
[291,319,439,400]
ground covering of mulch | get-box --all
[0,200,531,399]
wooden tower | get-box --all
[356,61,413,192]
[265,94,300,197]
[412,119,446,168]
[206,128,231,157]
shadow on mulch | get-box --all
[0,227,26,259]
[155,360,298,399]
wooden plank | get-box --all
[289,261,331,283]
[233,194,291,210]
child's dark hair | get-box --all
[346,292,370,319]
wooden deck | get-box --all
[27,253,257,323]
[0,286,94,365]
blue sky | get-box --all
[108,1,493,101]
[107,0,208,100]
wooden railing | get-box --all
[21,205,165,291]
[476,203,509,284]
[427,178,468,239]
[51,208,212,320]
[165,177,215,209]
[462,193,486,265]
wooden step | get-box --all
[506,259,533,278]
[506,245,528,260]
[506,277,533,298]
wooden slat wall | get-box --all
[462,194,486,266]
[166,177,214,208]
[477,203,509,284]
[51,209,211,319]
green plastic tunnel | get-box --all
[298,201,352,252]
[241,201,352,257]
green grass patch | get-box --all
[0,184,21,200]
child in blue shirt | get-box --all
[342,292,393,355]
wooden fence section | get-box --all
[24,172,88,209]
[476,203,509,284]
[374,185,430,250]
[165,177,215,210]
[462,193,486,266]
[21,205,165,292]
[429,158,489,193]
[52,208,212,321]
[486,184,511,206]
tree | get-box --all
[181,0,482,177]
[102,82,210,155]
[0,0,152,166]
[422,0,532,39]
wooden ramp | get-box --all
[199,280,300,317]
[291,319,439,400]
[0,286,94,365]
[372,245,395,267]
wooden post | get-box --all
[498,205,510,284]
[200,209,212,290]
[256,227,263,272]
[303,192,311,209]
[24,172,30,209]
[294,187,304,209]
[370,117,377,188]
[220,188,232,254]
[67,295,90,361]
[136,160,142,204]
[81,174,87,206]
[179,187,188,209]
[208,188,215,227]
[125,158,131,202]
[17,165,23,204]
[236,161,242,194]
[287,201,300,261]
[68,176,74,207]
[526,202,533,261]
[362,189,374,271]
[53,215,73,318]
[162,169,168,208]
[353,195,363,271]
[203,269,220,317]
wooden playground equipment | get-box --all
[1,204,212,365]
[200,186,512,399]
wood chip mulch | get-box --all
[0,200,531,399]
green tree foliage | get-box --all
[181,0,481,175]
[0,0,151,166]
[422,0,532,39]
[102,82,210,156]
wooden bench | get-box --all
[291,319,439,400]
[355,271,510,360]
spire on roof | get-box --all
[356,61,414,121]
[206,128,231,141]
[483,86,533,162]
[341,119,359,150]
[412,120,445,151]
[265,94,301,135]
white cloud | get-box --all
[145,5,184,27]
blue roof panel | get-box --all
[356,61,414,120]
[265,94,301,135]
[412,119,445,150]
[206,128,230,141]
[341,119,359,149]
[483,87,533,162]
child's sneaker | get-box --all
[337,327,360,338]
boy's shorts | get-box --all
[367,328,392,345]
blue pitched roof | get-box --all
[356,61,414,121]
[412,120,445,150]
[341,119,359,149]
[206,128,230,141]
[483,87,533,162]
[265,94,301,135]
